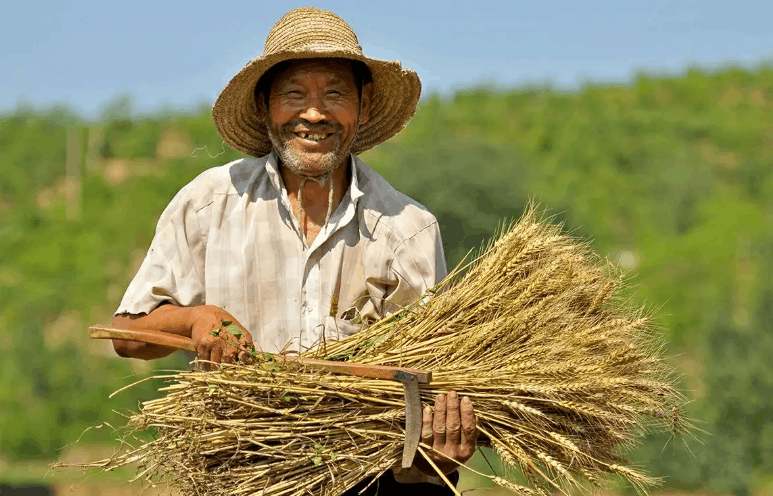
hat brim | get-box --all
[212,51,421,157]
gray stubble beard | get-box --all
[266,120,357,227]
[266,124,348,179]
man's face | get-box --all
[265,59,371,177]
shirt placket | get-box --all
[299,197,358,349]
[265,153,363,350]
[300,251,321,350]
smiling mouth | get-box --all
[293,131,334,143]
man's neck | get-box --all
[280,158,352,244]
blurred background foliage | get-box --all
[1,66,772,495]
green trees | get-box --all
[1,67,771,492]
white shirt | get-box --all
[116,151,447,354]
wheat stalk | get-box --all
[59,205,691,495]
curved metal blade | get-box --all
[397,371,422,469]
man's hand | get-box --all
[112,304,256,366]
[189,305,255,369]
[416,390,478,476]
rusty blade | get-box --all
[397,371,423,468]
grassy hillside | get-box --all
[1,66,771,494]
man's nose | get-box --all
[299,94,328,122]
[300,107,326,122]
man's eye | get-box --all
[326,91,342,97]
[286,91,304,98]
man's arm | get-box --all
[110,169,241,364]
[112,304,254,367]
[112,304,197,360]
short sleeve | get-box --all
[382,221,447,316]
[115,183,210,316]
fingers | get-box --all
[196,341,212,371]
[210,342,223,366]
[433,393,447,448]
[240,329,255,348]
[197,340,237,370]
[197,336,252,370]
[210,337,245,365]
[221,348,236,364]
[445,391,462,448]
[219,326,254,364]
[414,392,478,477]
[237,329,256,363]
[421,405,434,447]
[238,349,252,364]
[220,337,240,364]
[191,307,256,368]
[432,392,477,458]
[460,395,478,458]
[235,329,256,364]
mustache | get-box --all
[281,120,342,134]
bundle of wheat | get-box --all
[75,207,689,496]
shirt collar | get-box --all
[265,150,364,205]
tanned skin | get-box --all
[112,58,477,475]
[111,304,253,368]
[263,59,371,246]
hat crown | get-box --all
[264,7,362,56]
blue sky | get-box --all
[2,0,772,117]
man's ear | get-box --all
[358,81,374,125]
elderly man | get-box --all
[111,7,476,494]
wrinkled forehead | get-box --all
[272,58,358,86]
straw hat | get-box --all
[212,7,422,157]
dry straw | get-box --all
[68,206,690,495]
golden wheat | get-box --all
[61,206,690,495]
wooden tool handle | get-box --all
[286,357,431,383]
[89,326,195,352]
[89,326,431,383]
